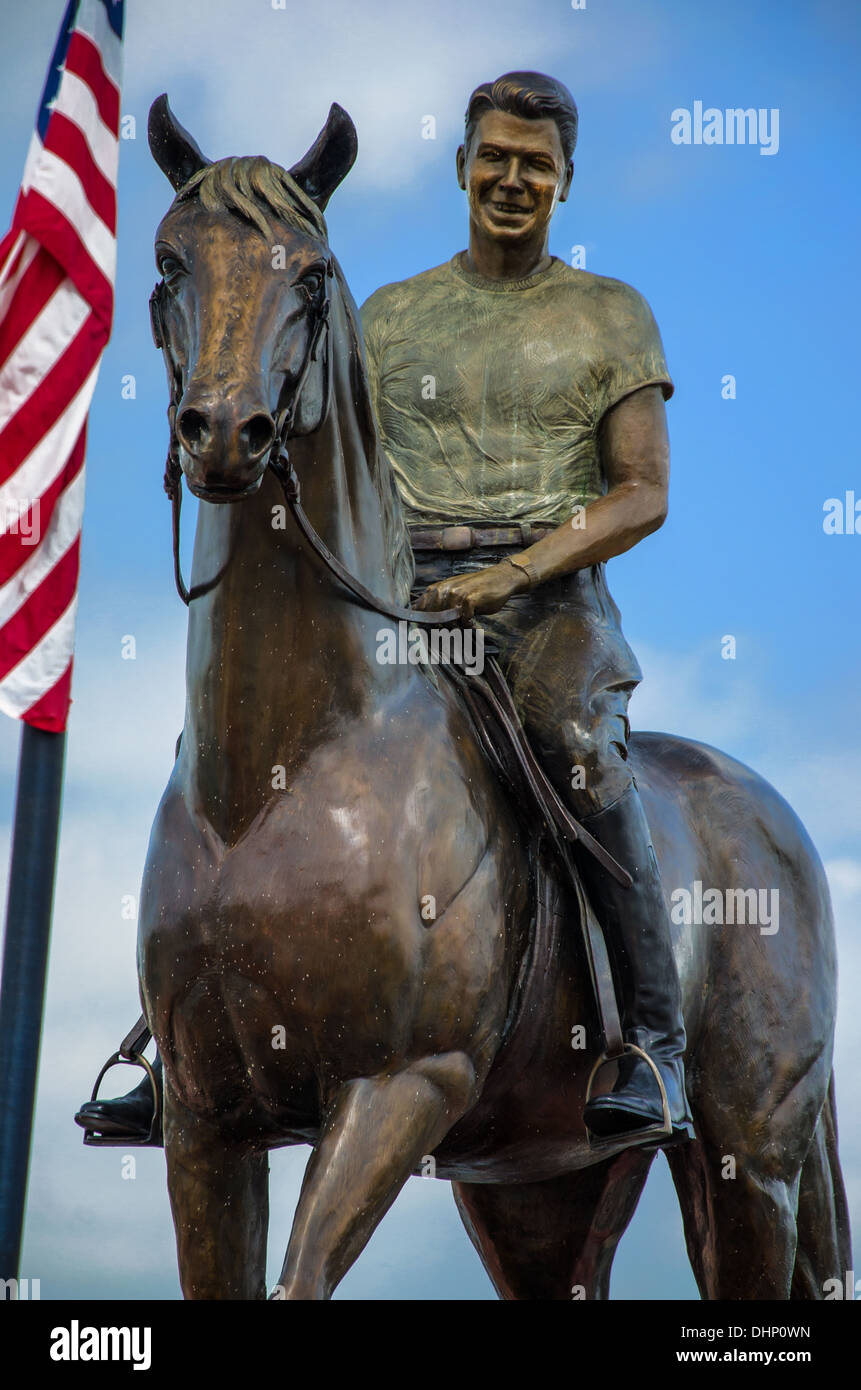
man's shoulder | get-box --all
[360,261,453,327]
[553,263,658,320]
[360,259,662,348]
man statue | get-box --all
[360,70,692,1146]
[76,70,692,1149]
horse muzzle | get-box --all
[186,475,266,503]
[176,396,275,500]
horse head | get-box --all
[146,94,357,502]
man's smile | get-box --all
[489,200,532,215]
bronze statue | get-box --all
[364,73,690,1143]
[75,82,848,1300]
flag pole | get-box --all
[0,722,66,1280]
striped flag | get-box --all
[0,0,124,732]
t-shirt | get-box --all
[360,252,673,527]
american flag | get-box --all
[0,0,123,733]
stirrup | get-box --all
[583,1042,681,1154]
[81,1017,161,1148]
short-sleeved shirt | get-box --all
[360,252,673,527]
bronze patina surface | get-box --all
[118,92,849,1299]
[363,253,672,526]
[368,73,693,1145]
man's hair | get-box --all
[463,71,578,164]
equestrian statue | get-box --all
[75,74,849,1300]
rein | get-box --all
[149,253,632,906]
[152,264,461,626]
[268,455,461,629]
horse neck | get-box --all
[182,402,414,842]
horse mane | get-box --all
[173,156,415,603]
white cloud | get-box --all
[119,0,664,191]
[629,635,765,750]
[628,637,861,858]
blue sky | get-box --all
[0,0,859,1300]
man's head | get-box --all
[457,72,577,249]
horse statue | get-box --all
[136,94,849,1299]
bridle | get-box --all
[149,261,462,626]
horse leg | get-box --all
[666,1136,799,1299]
[274,1052,477,1300]
[790,1077,852,1299]
[164,1080,269,1299]
[452,1147,656,1300]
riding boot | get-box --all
[75,1052,163,1145]
[577,781,694,1143]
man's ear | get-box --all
[559,158,574,203]
[456,144,467,191]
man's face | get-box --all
[457,109,572,245]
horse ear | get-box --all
[148,94,211,191]
[288,103,357,211]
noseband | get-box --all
[150,262,461,626]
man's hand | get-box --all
[415,560,529,619]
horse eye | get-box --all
[159,256,184,285]
[298,270,323,300]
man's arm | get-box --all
[416,384,669,617]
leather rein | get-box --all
[151,263,461,626]
[149,265,632,898]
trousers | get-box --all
[412,549,643,819]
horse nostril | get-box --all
[177,403,274,464]
[240,413,276,460]
[177,407,210,455]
